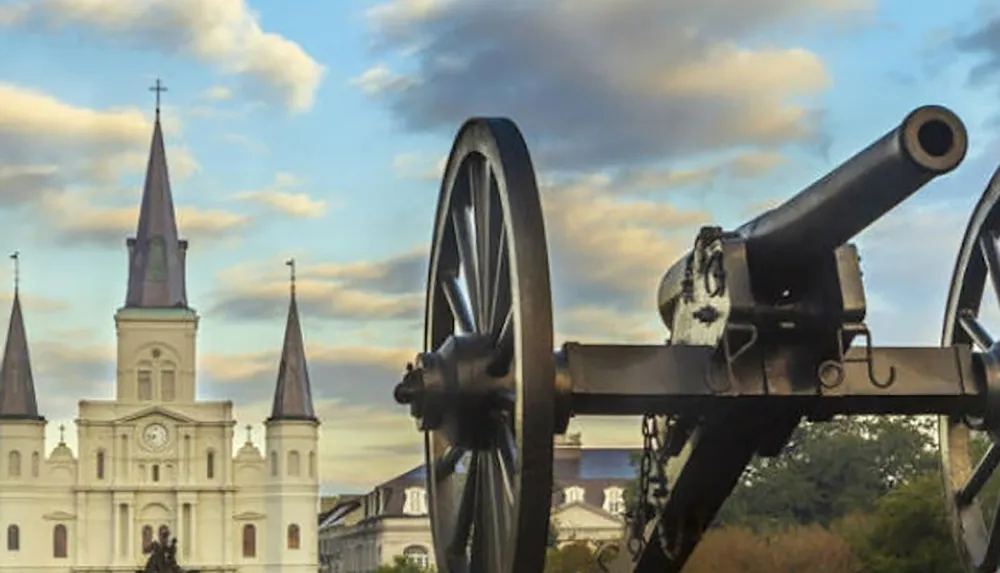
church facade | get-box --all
[0,105,320,572]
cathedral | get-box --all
[0,103,320,572]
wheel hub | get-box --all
[394,333,514,448]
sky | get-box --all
[2,0,1000,494]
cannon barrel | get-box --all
[738,105,967,266]
[656,106,967,329]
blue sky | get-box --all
[1,0,1000,492]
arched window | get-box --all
[160,368,176,401]
[206,450,215,480]
[287,523,300,549]
[137,368,153,401]
[403,545,430,569]
[96,450,106,480]
[403,487,428,516]
[151,464,160,482]
[270,452,278,476]
[30,452,39,478]
[7,451,20,478]
[52,524,67,558]
[308,451,316,478]
[142,525,154,553]
[288,450,301,477]
[7,524,19,551]
[242,524,256,558]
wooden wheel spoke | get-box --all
[498,419,518,472]
[493,309,514,366]
[981,232,1000,311]
[442,274,476,333]
[472,157,500,332]
[490,231,511,343]
[448,454,480,559]
[451,197,481,332]
[959,309,995,350]
[982,498,1000,571]
[958,443,1000,507]
[435,446,468,483]
[480,450,508,573]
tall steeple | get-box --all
[268,259,317,421]
[0,252,41,420]
[125,78,188,309]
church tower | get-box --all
[114,88,198,406]
[264,260,320,573]
[0,253,46,482]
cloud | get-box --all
[203,86,233,101]
[541,176,710,312]
[208,253,425,322]
[0,293,70,313]
[955,15,1000,89]
[0,0,325,112]
[392,152,445,181]
[233,172,329,219]
[0,83,221,240]
[221,133,267,155]
[358,0,869,172]
[40,191,249,246]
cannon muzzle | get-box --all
[738,105,967,266]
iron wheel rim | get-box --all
[941,164,1000,573]
[423,118,555,573]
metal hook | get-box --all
[861,329,896,388]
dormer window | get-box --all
[403,487,428,515]
[603,486,625,515]
[563,485,585,505]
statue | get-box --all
[138,526,198,573]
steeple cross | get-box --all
[286,258,296,296]
[245,424,253,443]
[149,78,168,116]
[9,251,18,293]
[58,424,65,444]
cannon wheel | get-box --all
[422,118,556,573]
[941,164,1000,572]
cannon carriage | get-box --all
[391,105,1000,572]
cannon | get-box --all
[391,105,1000,572]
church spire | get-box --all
[125,78,188,309]
[268,259,316,422]
[0,252,41,420]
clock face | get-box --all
[143,423,169,450]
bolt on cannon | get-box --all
[392,105,1000,572]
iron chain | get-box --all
[626,413,675,560]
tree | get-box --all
[544,541,597,573]
[375,556,436,573]
[835,472,963,573]
[715,416,938,528]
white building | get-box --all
[0,104,320,572]
[319,434,633,572]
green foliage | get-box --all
[835,473,962,573]
[616,415,973,571]
[544,541,598,573]
[715,416,938,528]
[375,555,436,573]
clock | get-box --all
[142,423,169,450]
